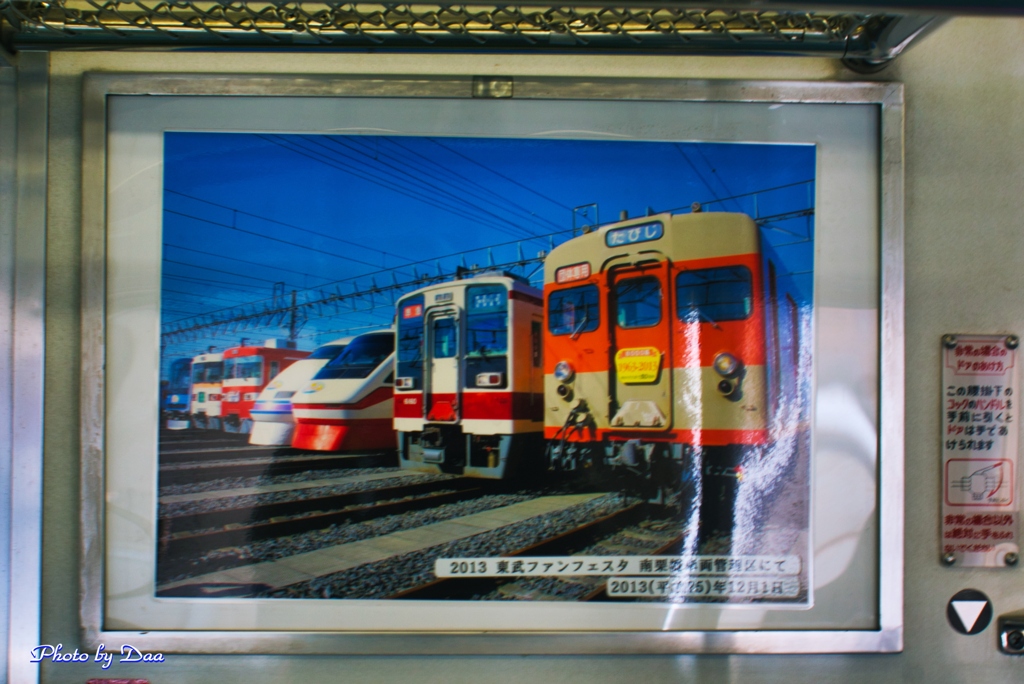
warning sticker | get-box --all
[614,347,662,384]
[941,334,1020,567]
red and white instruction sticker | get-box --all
[941,334,1020,567]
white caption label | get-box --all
[606,576,801,599]
[435,555,800,578]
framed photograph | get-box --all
[81,74,904,653]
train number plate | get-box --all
[614,347,662,384]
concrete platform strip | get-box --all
[159,452,367,472]
[159,470,419,504]
[158,493,604,593]
[159,444,270,456]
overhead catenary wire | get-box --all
[426,138,573,212]
[165,188,417,266]
[260,135,549,245]
[165,208,417,277]
[164,243,338,285]
[162,273,278,294]
[332,136,562,235]
[306,135,550,239]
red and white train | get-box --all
[290,329,396,452]
[394,272,545,479]
[220,340,309,434]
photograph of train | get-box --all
[156,132,814,606]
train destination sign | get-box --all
[941,334,1021,568]
[605,221,663,248]
[554,262,590,284]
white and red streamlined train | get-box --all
[248,337,352,446]
[290,329,396,452]
[394,272,545,479]
[220,340,310,434]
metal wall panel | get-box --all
[15,15,1024,683]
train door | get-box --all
[425,308,460,422]
[531,316,543,414]
[608,262,673,430]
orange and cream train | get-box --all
[394,273,545,479]
[544,210,809,534]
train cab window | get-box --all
[224,356,263,383]
[548,285,600,336]
[191,361,222,384]
[466,284,509,388]
[615,276,662,328]
[675,266,753,323]
[316,333,395,380]
[308,343,347,360]
[433,317,458,359]
[269,361,280,380]
[466,285,508,356]
[397,295,425,386]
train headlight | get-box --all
[476,373,504,387]
[713,352,741,377]
[554,361,575,383]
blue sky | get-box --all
[161,133,814,372]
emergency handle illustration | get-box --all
[946,459,1014,506]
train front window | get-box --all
[397,295,425,385]
[316,333,395,380]
[308,343,347,360]
[676,266,753,323]
[548,284,599,336]
[191,361,223,384]
[169,359,192,391]
[466,285,508,357]
[223,356,263,383]
[615,276,662,329]
[433,317,458,359]
[466,284,509,389]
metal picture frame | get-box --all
[81,73,904,654]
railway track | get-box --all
[157,479,485,575]
[158,452,396,486]
[388,502,671,600]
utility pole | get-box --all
[289,290,297,345]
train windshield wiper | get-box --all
[571,312,590,340]
[684,307,722,330]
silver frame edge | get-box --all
[9,51,48,684]
[79,72,905,655]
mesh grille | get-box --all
[0,2,882,53]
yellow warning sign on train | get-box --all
[614,347,662,384]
